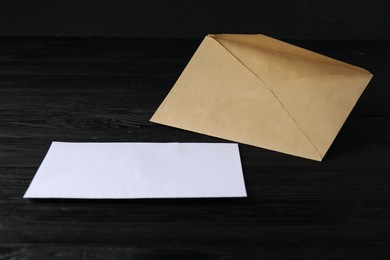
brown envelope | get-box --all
[150,34,373,161]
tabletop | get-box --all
[0,37,389,259]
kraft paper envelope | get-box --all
[151,34,373,161]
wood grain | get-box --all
[0,37,389,259]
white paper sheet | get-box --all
[24,142,246,199]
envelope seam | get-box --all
[210,37,323,160]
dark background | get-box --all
[0,0,389,39]
[1,1,390,259]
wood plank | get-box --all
[0,37,389,259]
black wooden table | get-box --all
[0,37,389,259]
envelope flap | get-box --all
[209,34,369,74]
[209,34,369,84]
[151,36,322,160]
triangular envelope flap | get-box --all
[271,73,373,158]
[210,36,362,84]
[209,34,369,74]
[151,36,321,160]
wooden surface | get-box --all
[0,37,389,259]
